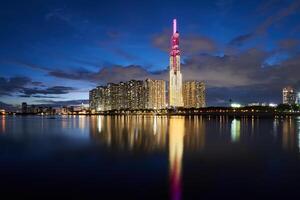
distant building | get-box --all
[297,92,300,104]
[282,86,296,105]
[89,89,97,111]
[145,79,166,109]
[183,81,206,108]
[21,102,27,113]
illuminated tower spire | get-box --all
[169,19,183,107]
[173,18,177,34]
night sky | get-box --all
[1,0,300,107]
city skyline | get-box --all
[1,0,300,107]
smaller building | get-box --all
[297,92,300,104]
[21,102,27,113]
[89,89,98,111]
[282,86,296,105]
[183,81,206,108]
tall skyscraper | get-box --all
[183,81,206,108]
[282,86,296,105]
[169,19,184,107]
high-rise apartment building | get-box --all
[126,80,145,110]
[183,81,206,108]
[145,79,166,109]
[89,79,167,111]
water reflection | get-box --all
[231,119,241,142]
[297,117,300,153]
[169,117,185,200]
[90,116,167,151]
[185,116,205,151]
[282,117,296,151]
[2,116,300,199]
[1,116,5,133]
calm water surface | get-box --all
[0,115,300,199]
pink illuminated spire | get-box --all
[173,19,177,34]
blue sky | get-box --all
[1,0,300,106]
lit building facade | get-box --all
[126,80,145,110]
[145,79,166,109]
[183,81,206,108]
[169,19,184,107]
[89,79,167,111]
[283,86,296,105]
[89,89,97,111]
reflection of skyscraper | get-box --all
[169,19,183,107]
[169,117,185,200]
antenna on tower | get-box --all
[173,19,177,34]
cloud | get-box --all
[34,46,300,92]
[278,38,300,50]
[34,99,89,106]
[22,86,76,96]
[111,48,139,61]
[207,84,281,106]
[0,76,32,96]
[0,76,76,98]
[230,0,300,46]
[181,48,271,87]
[229,33,254,46]
[152,30,217,55]
[256,0,300,34]
[47,65,166,84]
[0,101,17,111]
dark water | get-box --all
[0,115,300,199]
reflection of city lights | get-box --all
[1,116,5,133]
[169,117,185,200]
[97,116,103,133]
[153,115,157,135]
[231,119,241,142]
[273,118,278,138]
[282,118,295,151]
[297,117,300,152]
[78,115,86,131]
